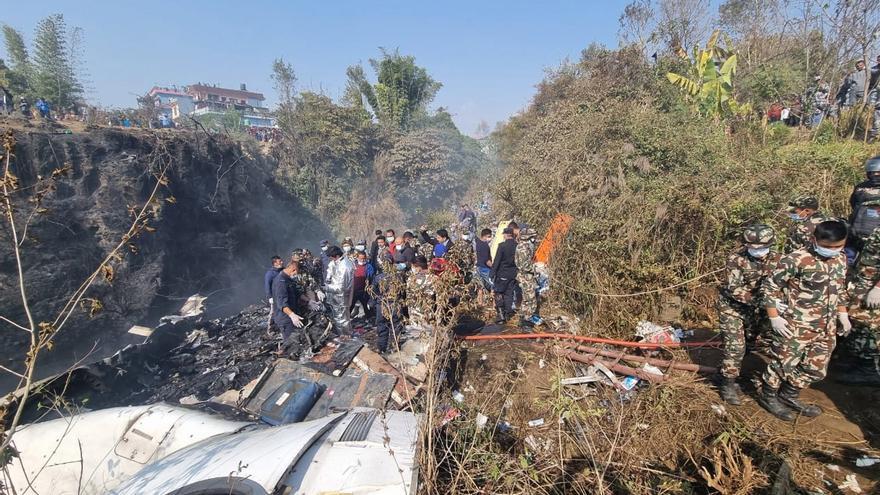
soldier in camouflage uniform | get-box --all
[784,196,827,253]
[759,220,852,421]
[406,256,436,329]
[289,249,320,307]
[448,232,476,284]
[839,213,880,385]
[516,228,543,327]
[717,224,779,405]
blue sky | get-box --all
[2,0,632,135]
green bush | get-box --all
[494,47,880,335]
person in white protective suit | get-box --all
[324,245,354,334]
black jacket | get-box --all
[272,270,300,318]
[490,239,518,281]
[392,244,415,266]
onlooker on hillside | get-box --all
[838,59,869,108]
[0,86,12,115]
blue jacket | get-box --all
[264,267,281,299]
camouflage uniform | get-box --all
[516,229,539,317]
[785,211,828,253]
[761,246,849,390]
[718,247,779,378]
[448,239,476,283]
[845,227,880,368]
[406,269,436,328]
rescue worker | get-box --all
[272,255,307,346]
[407,256,436,329]
[392,235,415,270]
[839,210,880,385]
[350,250,375,320]
[341,238,355,260]
[784,196,827,253]
[319,239,331,283]
[759,220,851,421]
[448,230,476,284]
[324,245,354,335]
[716,225,779,405]
[475,228,493,292]
[849,156,880,246]
[371,254,404,353]
[516,227,543,327]
[264,255,283,304]
[491,227,518,324]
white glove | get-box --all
[838,313,853,336]
[308,300,322,311]
[770,316,793,339]
[289,312,304,328]
[316,290,326,302]
[268,297,274,306]
[866,287,880,308]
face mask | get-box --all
[386,236,395,243]
[321,246,328,252]
[396,245,404,252]
[355,245,365,251]
[462,234,472,241]
[343,246,352,253]
[747,247,770,259]
[358,260,367,265]
[788,212,803,222]
[395,262,407,271]
[814,244,843,258]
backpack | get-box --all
[852,205,880,239]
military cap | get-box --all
[742,224,775,246]
[520,228,538,240]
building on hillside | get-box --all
[143,83,276,128]
[147,86,194,120]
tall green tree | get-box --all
[345,49,442,130]
[32,14,82,109]
[1,25,32,96]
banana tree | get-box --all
[666,30,739,118]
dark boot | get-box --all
[494,311,506,325]
[756,387,795,421]
[719,377,742,406]
[778,382,822,417]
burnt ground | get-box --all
[17,303,382,420]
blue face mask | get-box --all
[747,247,770,259]
[814,244,843,258]
[789,212,804,222]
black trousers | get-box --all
[493,276,518,318]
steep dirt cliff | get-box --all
[0,127,329,390]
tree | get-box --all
[656,0,711,53]
[2,25,32,96]
[618,0,656,55]
[271,58,297,110]
[31,14,82,109]
[345,49,442,130]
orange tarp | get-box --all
[534,213,573,264]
